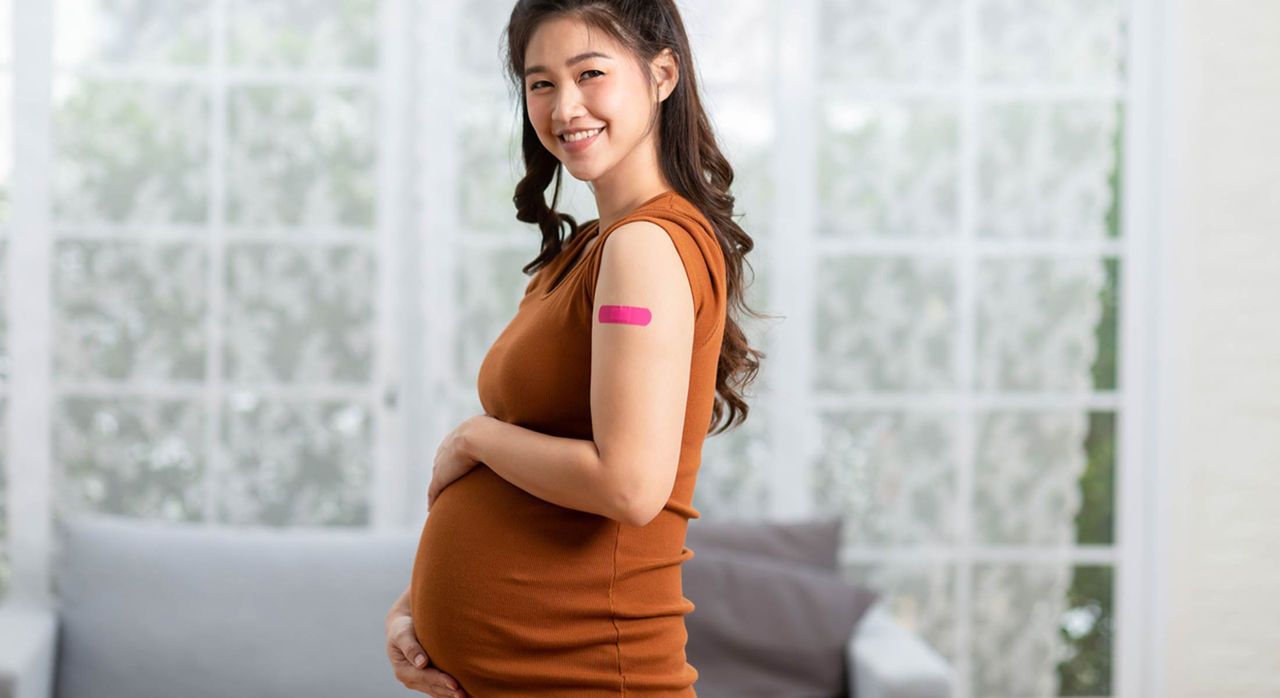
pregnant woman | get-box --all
[385,0,766,695]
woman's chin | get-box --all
[561,164,596,182]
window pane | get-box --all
[54,396,207,521]
[218,396,371,526]
[846,561,959,665]
[975,258,1112,392]
[975,410,1093,546]
[458,83,521,232]
[226,0,377,70]
[223,243,375,383]
[971,562,1114,696]
[978,0,1125,84]
[815,409,959,546]
[55,0,210,68]
[0,76,11,225]
[977,101,1119,241]
[54,241,209,382]
[818,99,960,239]
[815,255,958,391]
[225,86,377,229]
[818,0,962,84]
[53,78,211,225]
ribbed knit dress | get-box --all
[409,190,726,696]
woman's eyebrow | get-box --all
[525,51,614,78]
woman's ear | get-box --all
[651,48,679,102]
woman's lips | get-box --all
[561,126,604,154]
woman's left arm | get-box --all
[429,221,693,527]
[431,415,626,522]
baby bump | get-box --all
[409,465,622,682]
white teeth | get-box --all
[562,127,602,142]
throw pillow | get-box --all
[685,515,843,571]
[682,547,880,698]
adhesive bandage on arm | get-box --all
[598,305,652,326]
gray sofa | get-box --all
[0,513,952,698]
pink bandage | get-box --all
[598,304,652,326]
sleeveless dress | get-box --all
[409,190,727,696]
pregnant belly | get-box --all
[409,465,623,691]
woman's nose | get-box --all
[553,89,586,120]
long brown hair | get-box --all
[499,0,771,436]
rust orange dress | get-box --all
[410,190,726,696]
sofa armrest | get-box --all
[0,599,58,698]
[847,600,954,698]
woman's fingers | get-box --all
[386,617,473,691]
[387,637,466,696]
[382,600,468,696]
[385,615,467,696]
[422,670,469,698]
[408,663,465,696]
[387,615,429,667]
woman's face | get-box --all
[523,17,666,185]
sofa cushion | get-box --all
[685,515,843,571]
[52,513,421,698]
[682,547,880,698]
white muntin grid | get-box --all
[372,0,411,530]
[757,0,1162,697]
[4,0,408,579]
[2,0,1169,695]
[8,0,55,609]
[410,0,463,527]
[202,0,227,535]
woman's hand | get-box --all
[386,592,469,697]
[427,414,489,511]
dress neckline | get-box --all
[541,190,678,297]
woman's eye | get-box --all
[528,70,603,91]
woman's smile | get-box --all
[561,126,605,153]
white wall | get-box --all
[1161,1,1280,695]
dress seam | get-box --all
[609,520,627,696]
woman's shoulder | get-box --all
[584,192,725,309]
[598,191,717,251]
